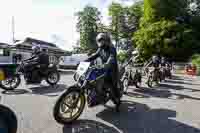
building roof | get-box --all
[0,43,11,48]
[13,37,69,56]
[15,37,57,48]
[25,37,57,48]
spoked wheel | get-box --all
[53,87,86,124]
[135,81,141,88]
[134,73,142,88]
[0,75,21,91]
[122,78,129,94]
[160,70,165,82]
[73,72,79,81]
[147,74,153,88]
[46,71,60,86]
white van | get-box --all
[59,54,88,69]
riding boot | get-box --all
[110,85,121,112]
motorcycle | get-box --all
[121,63,142,93]
[165,64,172,79]
[0,63,20,91]
[53,62,123,124]
[0,96,18,133]
[146,67,161,88]
[159,66,166,82]
[0,61,60,90]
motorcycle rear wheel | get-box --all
[53,87,85,124]
[46,71,60,86]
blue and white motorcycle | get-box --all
[53,62,123,124]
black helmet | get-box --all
[96,33,111,48]
[32,45,41,54]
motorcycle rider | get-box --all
[145,54,160,83]
[23,45,49,83]
[86,32,121,111]
[126,50,139,64]
[161,56,166,67]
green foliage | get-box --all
[134,19,200,61]
[192,54,200,66]
[133,0,200,61]
[108,2,144,49]
[108,2,124,47]
[76,6,101,51]
[124,2,144,37]
[75,0,200,62]
[144,0,188,22]
[191,54,200,75]
[117,51,129,63]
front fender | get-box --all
[57,84,82,97]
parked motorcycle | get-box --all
[0,96,18,133]
[53,62,123,124]
[0,61,60,90]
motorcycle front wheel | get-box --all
[122,78,129,93]
[147,75,153,88]
[53,86,86,124]
[0,75,21,91]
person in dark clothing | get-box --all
[23,46,49,83]
[161,57,167,67]
[86,32,121,111]
[39,48,50,70]
[152,54,160,68]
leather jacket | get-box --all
[87,45,119,86]
[24,52,49,66]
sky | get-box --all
[0,0,137,51]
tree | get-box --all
[76,6,101,51]
[187,0,200,34]
[188,0,200,15]
[134,19,200,61]
[108,2,125,49]
[132,0,200,62]
[108,2,144,51]
[123,2,144,45]
[144,0,188,22]
[127,1,144,31]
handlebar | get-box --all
[89,66,102,70]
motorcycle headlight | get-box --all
[79,73,87,81]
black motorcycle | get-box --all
[0,61,60,90]
[121,63,142,93]
[160,66,166,82]
[146,67,160,88]
[165,64,172,79]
